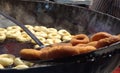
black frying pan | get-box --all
[0,0,120,73]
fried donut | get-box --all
[33,26,48,33]
[31,36,46,44]
[91,32,112,41]
[13,65,29,69]
[48,33,61,39]
[53,39,62,43]
[62,35,72,42]
[40,46,79,59]
[74,46,96,54]
[0,28,7,34]
[45,39,54,45]
[34,45,40,49]
[14,58,25,66]
[96,36,120,48]
[0,58,14,66]
[20,49,41,60]
[70,34,89,46]
[39,47,51,59]
[0,64,4,69]
[6,30,21,39]
[58,29,71,36]
[16,33,31,42]
[25,25,34,30]
[7,26,22,31]
[87,41,98,47]
[34,31,47,38]
[47,28,57,34]
[0,33,6,42]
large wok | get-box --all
[0,0,120,73]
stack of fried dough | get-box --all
[20,32,120,60]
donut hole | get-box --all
[76,37,84,40]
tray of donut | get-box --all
[0,0,120,73]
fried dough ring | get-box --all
[33,26,48,33]
[34,31,47,38]
[91,32,112,41]
[87,41,98,47]
[0,33,6,42]
[0,28,7,34]
[42,46,79,59]
[58,29,71,36]
[20,43,96,60]
[20,49,41,60]
[48,33,61,39]
[47,28,57,34]
[96,36,120,48]
[70,34,89,46]
[7,26,22,31]
[75,41,98,48]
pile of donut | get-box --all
[20,32,120,60]
[0,25,72,48]
[0,54,33,69]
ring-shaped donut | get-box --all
[70,34,89,46]
[91,32,112,41]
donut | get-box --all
[20,49,41,60]
[53,39,62,43]
[48,33,61,39]
[70,34,89,46]
[7,26,22,31]
[33,26,48,33]
[87,41,98,47]
[96,36,120,48]
[20,43,96,60]
[0,28,7,34]
[74,46,96,54]
[39,47,51,59]
[91,32,112,41]
[75,44,87,47]
[34,45,40,49]
[0,58,14,66]
[16,33,31,42]
[44,39,54,45]
[34,31,47,38]
[40,46,79,60]
[25,25,34,30]
[0,33,6,42]
[58,29,71,36]
[14,58,25,66]
[0,54,15,60]
[31,36,46,44]
[0,64,4,69]
[47,28,57,34]
[13,65,29,69]
[62,35,72,42]
[6,30,21,39]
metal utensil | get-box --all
[0,11,44,48]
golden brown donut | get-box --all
[91,32,112,41]
[70,34,89,46]
[96,36,120,48]
[20,49,41,60]
[74,46,96,54]
[87,41,98,47]
[46,46,79,59]
[39,47,51,60]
